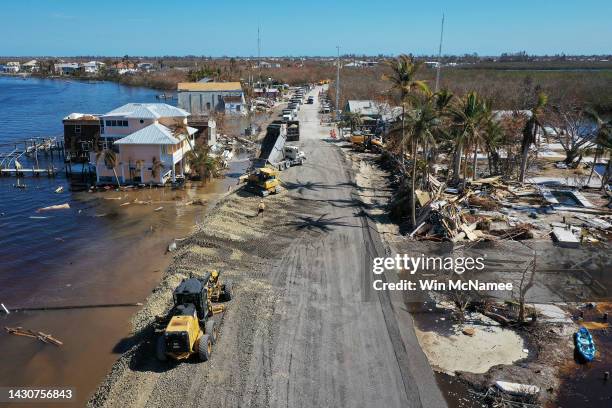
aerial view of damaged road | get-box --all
[1,1,612,408]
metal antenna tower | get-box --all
[435,13,445,92]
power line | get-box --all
[336,45,340,121]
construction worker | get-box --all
[209,270,219,286]
[257,199,265,217]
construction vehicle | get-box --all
[253,122,306,170]
[245,167,282,196]
[285,121,300,141]
[155,270,232,362]
[350,131,383,152]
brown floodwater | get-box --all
[0,157,250,407]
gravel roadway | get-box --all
[88,87,447,408]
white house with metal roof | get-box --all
[93,103,196,185]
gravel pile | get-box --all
[88,188,323,408]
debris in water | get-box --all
[167,241,177,252]
[54,186,64,193]
[29,216,49,219]
[37,203,70,212]
[120,202,130,207]
[4,326,63,346]
[1,303,9,314]
[154,206,163,212]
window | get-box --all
[236,105,241,112]
[161,146,168,155]
[123,120,128,127]
[105,120,111,126]
[75,125,81,133]
[111,120,117,127]
[206,102,211,110]
[139,119,144,124]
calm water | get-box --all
[0,76,248,406]
[0,76,168,302]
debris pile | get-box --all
[408,175,611,244]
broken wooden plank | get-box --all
[460,224,478,241]
[4,326,63,346]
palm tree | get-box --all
[96,148,121,186]
[384,55,430,169]
[519,92,548,183]
[150,157,164,183]
[448,92,488,184]
[185,144,219,182]
[585,109,612,188]
[421,89,454,188]
[482,115,504,175]
[404,97,444,226]
[343,111,364,131]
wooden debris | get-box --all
[4,326,63,346]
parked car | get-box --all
[307,96,314,104]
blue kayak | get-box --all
[574,327,596,362]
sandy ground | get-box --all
[88,87,447,408]
[415,314,528,375]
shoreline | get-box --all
[1,72,174,91]
[0,161,248,407]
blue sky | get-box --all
[1,0,610,56]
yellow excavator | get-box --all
[155,270,232,362]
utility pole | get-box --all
[335,45,340,121]
[434,13,445,92]
[257,25,261,84]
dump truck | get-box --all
[253,122,306,170]
[285,120,300,141]
[155,270,232,362]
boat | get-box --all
[574,326,596,362]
